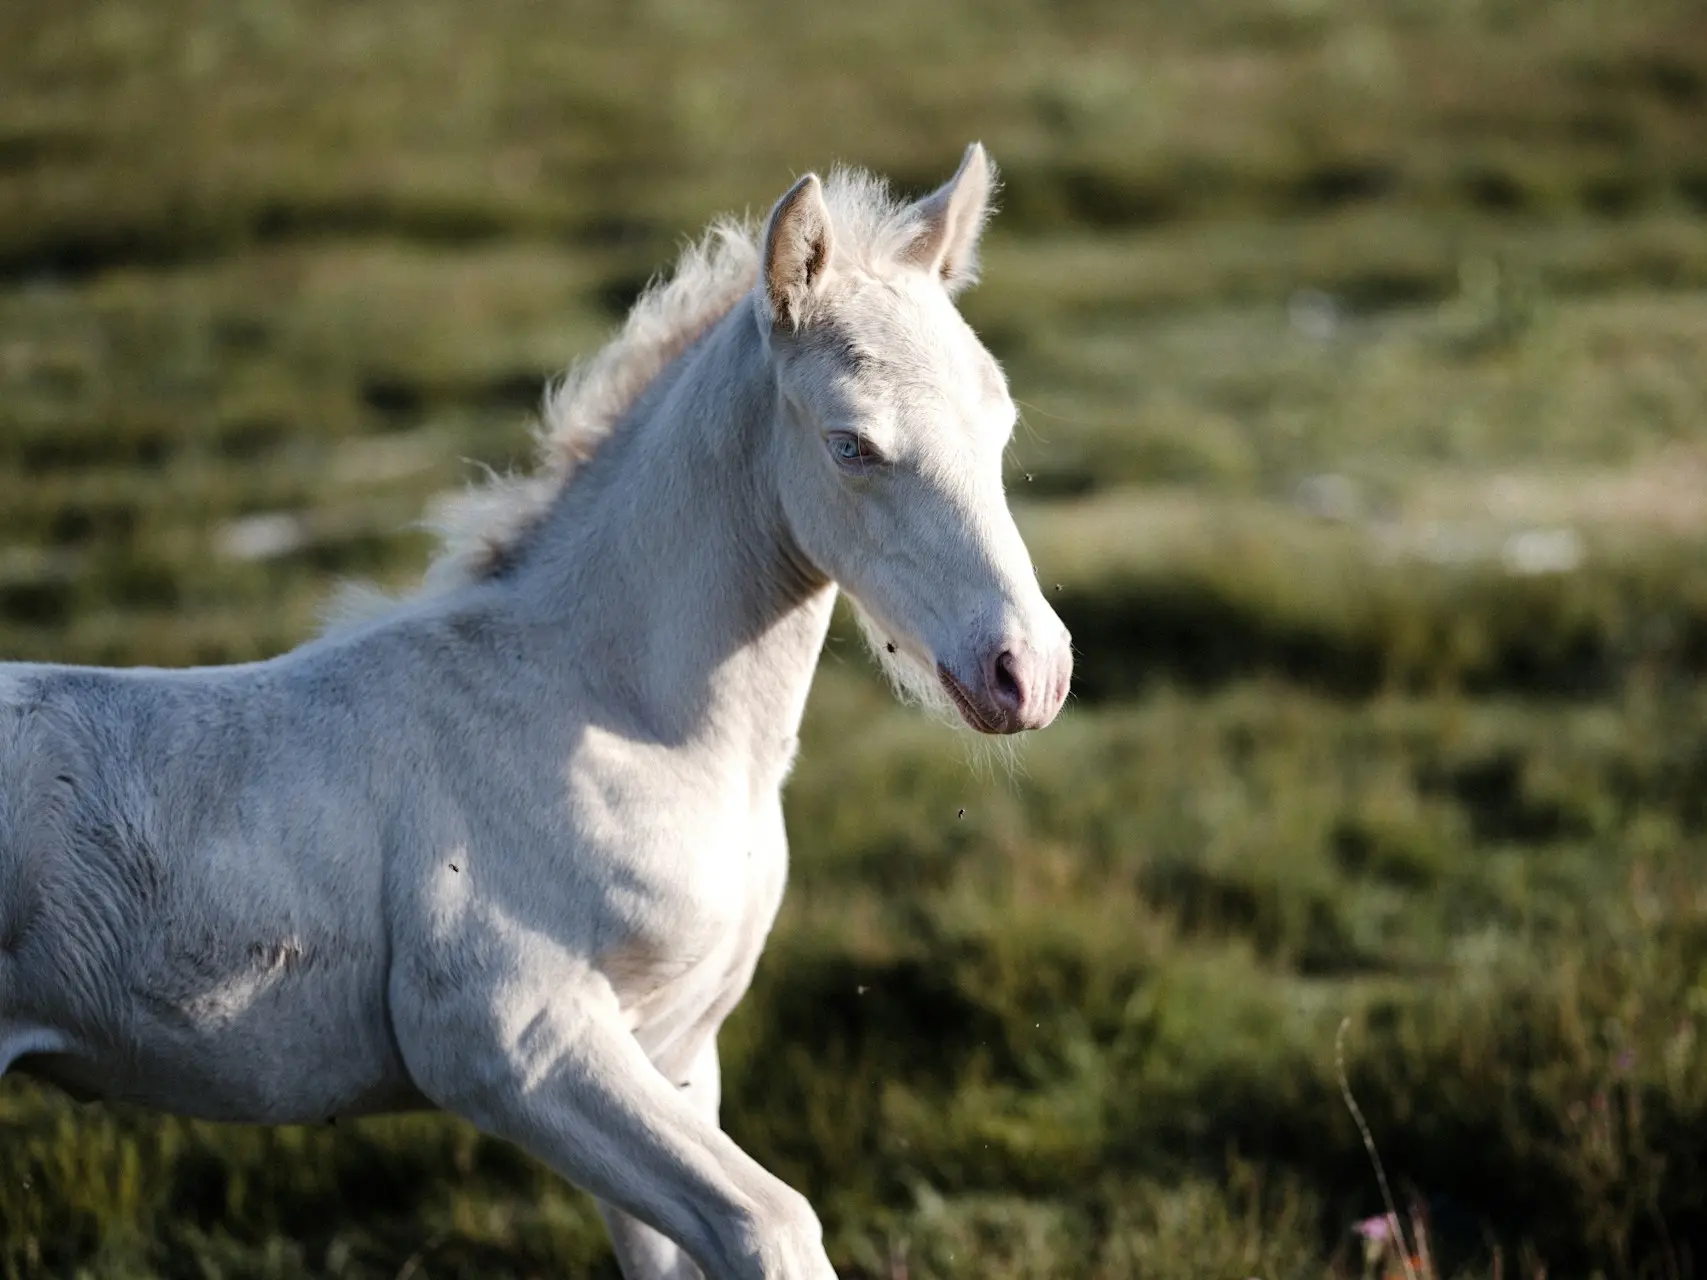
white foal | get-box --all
[0,144,1071,1279]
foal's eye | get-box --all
[826,431,878,467]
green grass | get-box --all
[4,0,1707,1275]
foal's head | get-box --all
[756,145,1072,734]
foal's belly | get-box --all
[20,1046,427,1123]
[33,929,422,1124]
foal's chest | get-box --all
[563,727,795,1045]
[597,794,790,1045]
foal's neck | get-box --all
[509,301,835,766]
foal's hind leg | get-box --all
[598,1037,720,1280]
[394,973,834,1280]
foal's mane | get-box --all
[419,168,931,595]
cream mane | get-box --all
[419,168,943,595]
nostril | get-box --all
[991,650,1024,711]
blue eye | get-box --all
[827,432,877,466]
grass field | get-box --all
[4,0,1707,1275]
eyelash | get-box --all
[826,431,881,468]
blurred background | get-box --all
[4,0,1707,1275]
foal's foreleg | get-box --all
[599,1037,721,1280]
[398,985,832,1280]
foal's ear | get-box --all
[761,173,835,331]
[902,142,997,294]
